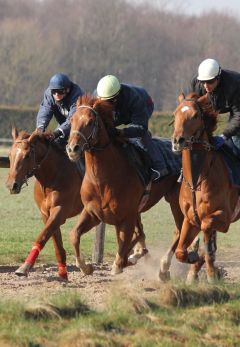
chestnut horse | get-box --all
[5,128,150,279]
[172,92,240,282]
[66,95,184,276]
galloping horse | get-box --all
[6,129,87,279]
[66,95,183,276]
[172,92,240,282]
[5,128,149,279]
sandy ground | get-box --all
[0,248,238,309]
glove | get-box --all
[53,129,63,140]
[219,134,226,140]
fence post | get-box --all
[92,222,105,264]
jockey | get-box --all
[95,75,168,181]
[185,58,240,154]
[36,73,84,146]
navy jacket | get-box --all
[94,83,154,138]
[186,70,240,138]
[36,82,84,138]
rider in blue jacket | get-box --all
[36,73,84,144]
[95,75,168,181]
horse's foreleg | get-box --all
[111,221,135,275]
[128,214,148,265]
[159,227,180,282]
[175,218,200,263]
[52,230,68,280]
[15,207,66,277]
[70,208,99,275]
[203,230,219,283]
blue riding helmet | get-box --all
[49,73,71,90]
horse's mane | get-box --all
[76,94,114,129]
[186,93,218,137]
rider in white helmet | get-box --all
[95,75,169,181]
[185,58,240,153]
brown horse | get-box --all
[6,129,89,279]
[5,128,150,279]
[66,95,184,276]
[171,92,239,282]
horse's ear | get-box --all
[178,93,185,103]
[198,93,212,110]
[12,127,18,140]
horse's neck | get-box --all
[182,143,213,189]
[84,144,127,180]
[34,146,65,184]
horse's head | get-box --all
[67,94,114,162]
[6,128,50,194]
[172,93,218,153]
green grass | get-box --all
[1,167,240,266]
[0,284,240,346]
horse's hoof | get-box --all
[82,264,94,276]
[111,263,123,275]
[15,263,32,277]
[59,273,68,281]
[158,270,170,282]
[187,251,199,264]
[128,254,138,265]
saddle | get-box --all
[121,141,152,185]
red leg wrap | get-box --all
[58,263,68,280]
[25,243,42,266]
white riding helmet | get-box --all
[197,58,221,81]
[97,75,121,100]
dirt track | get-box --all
[0,249,238,309]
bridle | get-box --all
[177,98,216,227]
[181,98,214,152]
[70,105,110,152]
[13,139,50,187]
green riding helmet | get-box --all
[97,75,121,100]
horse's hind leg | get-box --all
[128,214,148,265]
[204,230,219,283]
[159,227,180,282]
[186,236,205,284]
[70,208,99,275]
[52,230,68,280]
[111,221,135,275]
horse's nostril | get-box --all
[73,144,80,153]
[178,137,185,145]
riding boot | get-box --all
[141,132,169,180]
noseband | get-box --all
[71,105,110,151]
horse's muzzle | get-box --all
[6,180,22,194]
[66,144,82,162]
[171,137,185,153]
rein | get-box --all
[14,139,51,187]
[72,105,111,152]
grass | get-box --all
[0,284,240,346]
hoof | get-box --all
[187,251,199,264]
[15,263,32,277]
[158,270,170,282]
[111,262,123,275]
[128,254,138,265]
[81,263,94,276]
[59,273,68,281]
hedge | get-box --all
[0,105,227,140]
